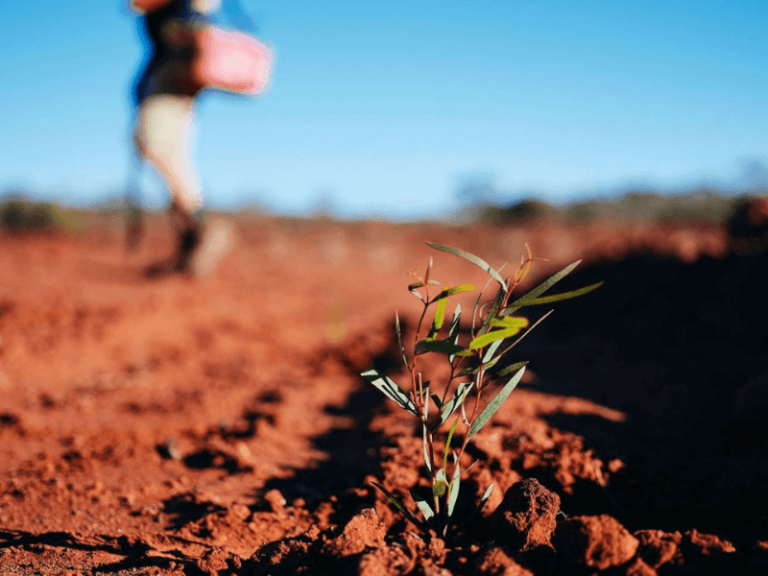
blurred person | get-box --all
[129,0,234,278]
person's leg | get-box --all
[134,94,208,274]
[134,94,204,215]
[133,94,235,278]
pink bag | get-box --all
[192,27,273,96]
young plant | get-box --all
[363,242,602,537]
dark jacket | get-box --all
[133,0,218,105]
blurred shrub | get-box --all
[725,195,768,252]
[0,198,84,234]
[474,190,739,224]
[479,198,554,224]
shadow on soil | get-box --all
[255,329,406,526]
[510,247,768,541]
[0,530,218,576]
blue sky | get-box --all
[1,0,766,219]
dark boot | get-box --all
[174,220,203,272]
[144,206,205,278]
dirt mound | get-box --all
[1,216,766,574]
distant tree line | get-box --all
[472,189,765,225]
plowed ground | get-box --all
[1,214,767,575]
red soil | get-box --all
[1,214,766,575]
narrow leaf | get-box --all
[443,416,461,471]
[482,338,505,364]
[422,425,432,475]
[503,260,582,314]
[371,481,423,527]
[361,369,418,416]
[447,304,462,363]
[414,496,434,522]
[478,285,507,336]
[511,282,604,307]
[415,339,466,356]
[459,483,495,528]
[468,366,526,439]
[448,303,462,342]
[433,295,447,332]
[487,360,529,382]
[469,327,523,350]
[447,456,461,518]
[488,316,529,329]
[457,363,481,377]
[433,283,476,301]
[440,382,473,424]
[395,312,408,367]
[427,243,508,292]
[477,483,494,513]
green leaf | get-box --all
[459,355,526,378]
[459,483,495,528]
[488,316,529,329]
[458,355,507,376]
[482,338,505,364]
[371,481,423,527]
[448,303,462,341]
[395,312,408,367]
[427,243,508,292]
[409,291,425,302]
[415,339,467,356]
[487,360,529,382]
[413,496,434,522]
[440,382,473,424]
[469,327,523,350]
[443,416,461,471]
[478,285,507,336]
[422,424,432,475]
[361,369,418,416]
[433,295,448,334]
[447,454,461,518]
[433,284,476,301]
[456,365,477,377]
[477,483,494,513]
[510,282,604,307]
[503,260,582,314]
[468,366,526,439]
[434,299,447,332]
[433,479,447,499]
[408,281,425,302]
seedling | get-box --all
[363,242,602,538]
